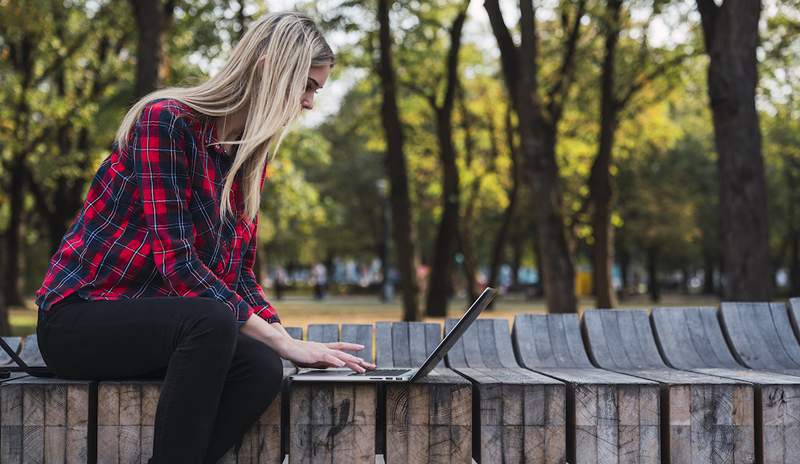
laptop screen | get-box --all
[411,287,498,381]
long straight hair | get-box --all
[115,12,334,220]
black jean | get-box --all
[36,296,284,464]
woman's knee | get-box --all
[185,298,237,341]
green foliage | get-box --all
[0,0,798,300]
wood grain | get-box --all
[378,322,472,464]
[584,309,755,464]
[653,306,800,464]
[513,314,660,464]
[289,324,376,464]
[0,376,92,464]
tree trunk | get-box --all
[485,0,580,313]
[426,110,461,316]
[488,107,519,291]
[618,244,630,300]
[696,0,771,300]
[3,158,25,306]
[589,0,622,309]
[703,250,717,295]
[130,0,164,98]
[377,0,420,321]
[646,246,660,302]
[425,6,467,317]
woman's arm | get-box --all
[240,315,376,373]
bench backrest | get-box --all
[307,323,374,362]
[375,322,442,368]
[651,307,740,370]
[582,309,668,370]
[445,318,519,368]
[720,302,800,371]
[512,314,594,369]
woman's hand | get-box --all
[278,338,376,373]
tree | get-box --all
[377,0,421,321]
[129,0,177,98]
[484,0,587,313]
[586,0,692,307]
[696,0,771,300]
[400,1,470,317]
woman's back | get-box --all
[36,98,264,319]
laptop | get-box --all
[290,286,497,383]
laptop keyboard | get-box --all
[293,368,411,377]
[348,369,410,377]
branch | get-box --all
[484,0,520,91]
[546,0,587,124]
[618,49,700,108]
[441,1,470,115]
[399,77,437,108]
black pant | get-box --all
[37,296,284,464]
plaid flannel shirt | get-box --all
[35,98,279,325]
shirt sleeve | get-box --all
[131,101,254,327]
[237,213,280,324]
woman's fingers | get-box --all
[330,349,368,366]
[322,353,345,368]
[326,342,364,352]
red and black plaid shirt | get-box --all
[35,98,279,325]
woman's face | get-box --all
[302,64,332,111]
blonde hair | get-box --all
[115,12,334,220]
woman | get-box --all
[34,12,374,464]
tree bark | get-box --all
[488,107,519,291]
[3,158,25,306]
[129,0,165,98]
[588,0,622,308]
[424,5,468,317]
[485,0,582,313]
[647,246,660,302]
[696,0,771,300]
[377,0,420,321]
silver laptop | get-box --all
[290,287,497,383]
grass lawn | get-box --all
[7,292,722,337]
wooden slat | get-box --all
[98,327,303,464]
[653,307,800,464]
[289,324,376,463]
[307,325,339,344]
[721,302,800,376]
[341,324,374,363]
[278,327,303,462]
[446,318,565,463]
[378,322,471,464]
[789,299,800,341]
[584,309,755,464]
[513,314,660,464]
[0,376,93,463]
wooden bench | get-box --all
[444,317,566,463]
[95,327,303,464]
[583,309,755,463]
[289,324,376,463]
[652,306,800,464]
[376,321,472,463]
[788,298,800,341]
[721,302,800,376]
[1,335,94,463]
[512,314,660,463]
